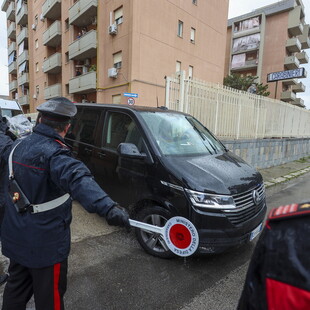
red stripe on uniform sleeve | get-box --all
[53,263,61,310]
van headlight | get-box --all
[185,189,236,209]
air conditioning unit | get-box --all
[108,23,118,35]
[108,67,118,78]
[33,94,37,99]
[40,13,44,21]
[92,16,97,25]
[32,23,36,30]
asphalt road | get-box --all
[0,172,309,310]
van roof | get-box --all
[0,99,22,111]
[74,103,186,115]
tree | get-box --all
[223,73,270,97]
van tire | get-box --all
[135,205,175,258]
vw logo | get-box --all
[252,190,260,206]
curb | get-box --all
[264,166,310,188]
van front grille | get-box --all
[223,183,266,226]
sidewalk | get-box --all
[258,156,310,188]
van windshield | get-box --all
[139,111,226,156]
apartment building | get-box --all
[2,0,229,113]
[225,0,309,108]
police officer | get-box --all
[238,201,310,309]
[0,97,131,310]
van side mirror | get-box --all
[117,143,147,160]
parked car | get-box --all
[65,104,266,258]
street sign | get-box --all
[127,97,135,106]
[267,67,306,82]
[129,216,199,257]
[124,92,138,98]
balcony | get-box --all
[7,22,16,39]
[18,73,29,87]
[296,51,309,64]
[293,98,305,108]
[298,24,310,50]
[18,50,29,64]
[282,78,298,86]
[288,6,303,36]
[43,52,62,74]
[43,20,62,47]
[231,58,258,71]
[69,71,96,94]
[9,80,18,92]
[1,0,10,12]
[292,82,305,93]
[284,55,300,70]
[17,27,28,46]
[16,4,28,26]
[19,95,29,106]
[42,0,61,20]
[69,30,97,60]
[6,1,15,21]
[8,42,16,55]
[280,91,296,102]
[8,61,17,74]
[286,37,301,53]
[44,83,62,100]
[69,0,97,27]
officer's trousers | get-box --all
[1,259,67,310]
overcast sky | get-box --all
[0,1,309,108]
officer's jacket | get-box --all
[1,123,116,268]
[238,202,310,310]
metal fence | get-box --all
[165,71,310,140]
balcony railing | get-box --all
[8,61,17,74]
[296,51,309,64]
[293,98,305,108]
[69,71,96,94]
[17,27,28,46]
[6,1,15,21]
[7,22,16,39]
[231,58,258,71]
[18,50,29,64]
[43,20,62,47]
[69,29,97,60]
[43,52,62,74]
[292,82,305,93]
[8,42,16,55]
[1,0,10,12]
[69,0,97,27]
[18,73,29,86]
[286,37,301,53]
[288,6,303,36]
[280,91,296,102]
[42,0,61,20]
[9,80,18,92]
[19,95,29,106]
[282,78,298,86]
[44,83,62,99]
[298,24,310,49]
[16,4,28,26]
[284,55,300,70]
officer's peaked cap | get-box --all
[37,97,77,118]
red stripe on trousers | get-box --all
[53,263,61,310]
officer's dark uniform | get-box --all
[0,98,130,310]
[238,202,310,310]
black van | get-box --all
[65,104,266,258]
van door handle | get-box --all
[84,148,92,155]
[97,152,106,159]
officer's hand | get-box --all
[106,204,131,232]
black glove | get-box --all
[106,204,131,232]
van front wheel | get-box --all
[135,206,174,258]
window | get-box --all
[112,94,121,104]
[113,51,122,69]
[36,62,39,72]
[176,61,181,72]
[177,20,183,37]
[65,18,69,31]
[190,27,195,43]
[66,84,69,95]
[114,6,123,25]
[36,85,39,95]
[189,65,193,78]
[65,52,69,63]
[35,39,39,49]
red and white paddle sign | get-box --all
[129,216,199,257]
